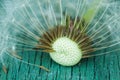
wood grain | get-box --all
[0,50,120,80]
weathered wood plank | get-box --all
[0,50,120,80]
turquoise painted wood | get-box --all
[0,51,120,80]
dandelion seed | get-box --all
[1,0,120,71]
[0,26,10,73]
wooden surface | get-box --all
[0,50,120,80]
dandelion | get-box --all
[1,0,120,71]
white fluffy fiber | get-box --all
[0,0,120,66]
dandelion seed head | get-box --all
[1,0,120,67]
[50,37,82,66]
